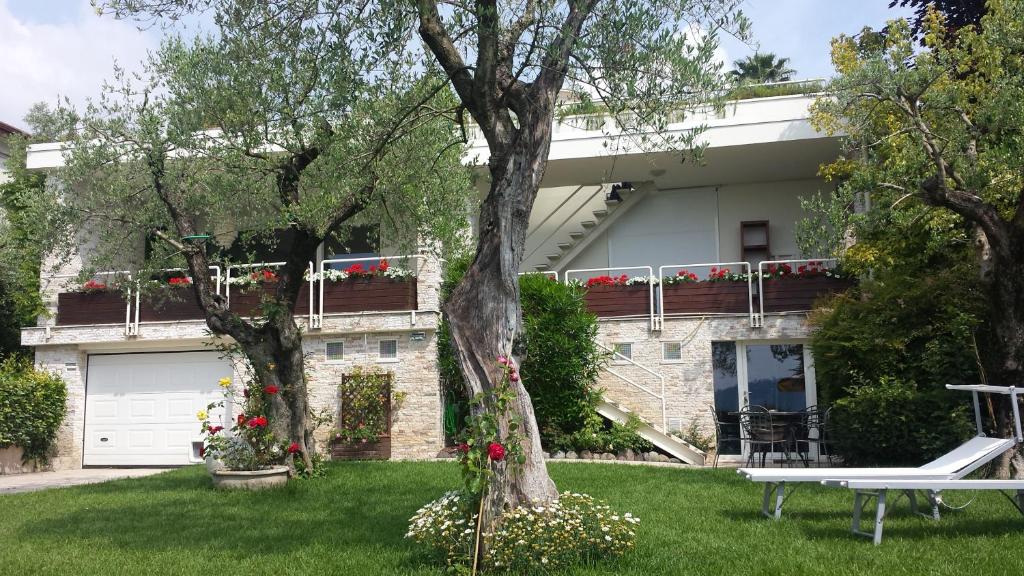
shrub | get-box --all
[829,377,973,466]
[0,357,67,464]
[544,413,653,454]
[406,491,639,573]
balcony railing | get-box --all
[47,256,424,335]
[566,259,850,329]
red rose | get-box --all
[237,413,246,426]
[168,277,191,286]
[287,442,300,454]
[199,445,205,458]
[487,442,505,461]
[369,265,377,273]
[378,259,389,272]
[243,388,250,398]
[509,371,520,382]
[247,417,259,428]
[208,425,223,435]
[257,416,268,427]
[263,385,280,395]
[456,443,470,454]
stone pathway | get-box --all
[0,468,169,495]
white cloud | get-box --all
[0,0,155,132]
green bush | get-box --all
[0,357,68,464]
[829,377,973,466]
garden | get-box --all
[2,462,1024,575]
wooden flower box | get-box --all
[55,291,129,326]
[228,281,316,316]
[320,277,417,314]
[583,285,651,318]
[138,287,206,322]
[662,281,751,315]
[760,276,853,312]
[330,436,392,461]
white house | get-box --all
[21,83,845,470]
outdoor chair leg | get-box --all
[761,482,785,520]
[851,489,887,545]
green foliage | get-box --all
[544,413,654,455]
[830,377,974,466]
[517,273,604,437]
[725,79,823,100]
[728,52,797,83]
[0,357,68,463]
[676,420,714,453]
[406,490,639,573]
[333,366,403,443]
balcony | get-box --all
[564,259,853,329]
[45,256,426,336]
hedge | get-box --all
[0,357,68,464]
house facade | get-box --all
[21,86,843,470]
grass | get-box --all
[1,461,1023,575]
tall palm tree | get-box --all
[729,53,796,83]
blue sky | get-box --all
[0,0,912,132]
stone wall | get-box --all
[595,313,814,436]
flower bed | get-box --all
[580,275,652,318]
[55,282,129,325]
[759,263,852,312]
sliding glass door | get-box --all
[711,340,817,461]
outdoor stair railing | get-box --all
[595,340,667,431]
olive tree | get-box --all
[97,0,747,518]
[57,7,471,472]
[813,2,1024,475]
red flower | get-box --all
[509,371,520,383]
[255,416,268,427]
[497,355,509,365]
[199,445,206,458]
[237,413,246,426]
[369,265,378,273]
[263,384,280,395]
[83,279,107,290]
[487,442,506,461]
[262,269,278,281]
[208,425,224,435]
[378,259,389,272]
[456,443,470,454]
[168,277,191,286]
[287,442,300,454]
[345,263,365,275]
[243,388,250,399]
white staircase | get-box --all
[523,184,644,273]
[597,398,706,466]
[593,341,706,466]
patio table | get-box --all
[729,411,810,467]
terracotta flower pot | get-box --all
[210,466,289,490]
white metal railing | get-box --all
[316,255,423,329]
[757,258,839,323]
[44,270,135,335]
[225,261,317,326]
[658,261,753,329]
[595,341,667,431]
[518,270,558,281]
[565,266,657,331]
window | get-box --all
[662,342,682,362]
[378,339,398,361]
[611,342,632,362]
[325,341,344,362]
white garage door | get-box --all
[84,351,233,466]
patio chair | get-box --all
[792,406,832,467]
[738,384,1022,520]
[708,405,742,469]
[739,405,788,468]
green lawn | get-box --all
[1,462,1022,575]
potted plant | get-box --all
[759,262,853,312]
[661,267,751,315]
[577,274,653,318]
[56,278,130,326]
[330,366,405,460]
[198,375,296,489]
[312,259,417,314]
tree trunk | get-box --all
[445,137,559,527]
[976,229,1024,478]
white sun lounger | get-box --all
[738,385,1022,520]
[821,479,1024,544]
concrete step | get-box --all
[556,242,573,251]
[569,231,585,240]
[580,220,597,229]
[592,209,609,219]
[545,253,561,261]
[533,263,550,271]
[596,398,706,466]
